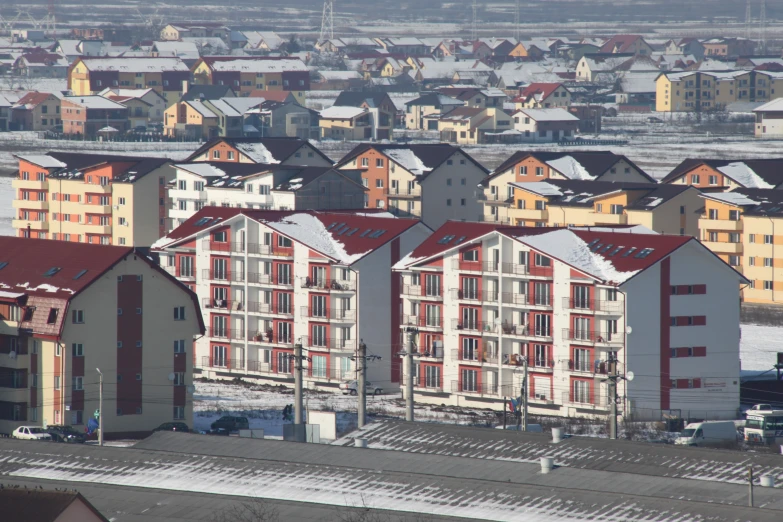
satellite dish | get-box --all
[626,371,635,382]
[167,372,175,381]
[8,350,16,359]
[626,326,633,334]
[186,385,196,394]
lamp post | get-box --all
[96,368,103,446]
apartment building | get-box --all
[61,96,129,137]
[68,57,191,106]
[0,237,203,437]
[184,137,333,167]
[699,189,783,305]
[12,153,175,246]
[483,179,702,236]
[393,222,745,420]
[661,158,783,190]
[191,57,309,103]
[335,143,488,229]
[404,93,463,130]
[701,37,756,59]
[332,91,397,141]
[513,83,572,109]
[167,162,366,229]
[154,208,431,388]
[655,69,783,112]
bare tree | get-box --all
[211,498,280,522]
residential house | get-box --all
[0,236,203,436]
[12,152,175,245]
[163,99,219,139]
[335,143,488,228]
[702,38,756,59]
[331,91,397,140]
[191,57,310,103]
[67,57,191,106]
[154,208,431,388]
[511,108,580,142]
[513,83,571,109]
[494,179,702,236]
[159,23,229,41]
[393,223,745,419]
[374,37,430,56]
[554,42,601,62]
[61,96,129,137]
[182,37,229,56]
[312,71,365,91]
[184,137,333,167]
[239,31,286,54]
[181,84,236,102]
[753,98,783,137]
[319,106,374,141]
[404,92,463,130]
[436,107,514,145]
[698,189,783,304]
[316,38,382,55]
[98,88,167,124]
[167,163,366,228]
[599,35,653,56]
[438,86,508,109]
[10,92,61,132]
[407,58,493,88]
[151,41,200,63]
[0,488,109,522]
[664,38,705,60]
[576,54,634,82]
[244,100,319,140]
[660,158,783,190]
[13,51,69,78]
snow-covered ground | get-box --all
[0,176,13,236]
[740,323,783,374]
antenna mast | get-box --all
[759,0,767,54]
[745,0,752,40]
[320,0,334,42]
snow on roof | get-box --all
[0,290,25,299]
[717,162,774,189]
[263,214,369,265]
[514,229,640,284]
[546,156,595,180]
[175,163,227,178]
[234,142,281,164]
[518,108,579,122]
[64,95,126,109]
[511,181,563,196]
[753,98,783,112]
[317,70,363,80]
[188,100,217,118]
[206,98,242,117]
[82,57,188,72]
[385,149,431,176]
[210,58,308,73]
[702,191,761,207]
[15,154,67,169]
[319,106,366,119]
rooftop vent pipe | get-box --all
[540,456,554,474]
[551,427,563,443]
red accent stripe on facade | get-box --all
[391,237,401,384]
[30,351,37,408]
[660,257,671,410]
[117,276,143,415]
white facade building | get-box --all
[155,208,432,388]
[393,222,746,420]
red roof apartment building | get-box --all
[154,207,431,387]
[393,222,746,420]
[0,237,203,438]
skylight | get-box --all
[454,236,466,244]
[369,230,386,238]
[194,217,212,226]
[327,222,339,230]
[43,267,61,277]
[345,228,359,236]
[609,246,623,257]
[359,229,372,237]
[600,244,614,253]
[587,239,600,247]
[0,262,7,270]
[211,218,223,226]
[622,247,637,258]
[634,248,654,259]
[437,235,456,244]
[73,269,88,280]
[590,243,603,252]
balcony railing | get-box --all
[401,314,442,328]
[452,319,498,334]
[452,348,498,365]
[501,293,552,307]
[565,359,610,375]
[300,307,357,321]
[563,298,623,313]
[385,187,421,198]
[201,269,238,282]
[306,337,356,351]
[247,301,294,317]
[452,289,499,302]
[562,390,607,408]
[452,260,499,272]
[247,331,294,346]
[402,284,443,298]
[307,366,354,380]
[498,323,551,339]
[246,360,295,376]
[563,329,623,344]
[201,355,244,371]
[500,263,553,277]
[202,298,246,312]
[450,380,499,396]
[300,278,354,292]
[477,214,511,224]
[163,265,196,279]
[201,240,293,257]
[207,328,244,341]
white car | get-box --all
[12,426,52,441]
[339,380,383,396]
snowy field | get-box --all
[740,324,783,374]
[0,176,12,236]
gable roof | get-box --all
[14,91,56,108]
[394,221,507,268]
[196,56,308,74]
[404,92,463,108]
[76,56,189,72]
[181,84,235,102]
[516,108,579,122]
[0,488,109,522]
[38,152,169,183]
[515,82,566,103]
[702,187,783,217]
[512,179,693,210]
[336,143,488,179]
[661,158,783,188]
[599,35,647,54]
[333,91,394,109]
[184,137,333,165]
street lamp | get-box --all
[96,368,103,446]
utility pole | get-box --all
[294,341,304,425]
[745,0,752,41]
[404,327,417,422]
[749,465,754,507]
[96,368,103,447]
[521,355,528,431]
[759,0,767,55]
[514,0,520,42]
[358,340,367,428]
[471,0,478,41]
[608,353,618,440]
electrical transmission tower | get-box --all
[44,0,56,39]
[514,0,520,42]
[320,0,334,42]
[745,0,752,40]
[759,0,767,54]
[471,0,478,41]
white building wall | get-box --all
[419,152,487,229]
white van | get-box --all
[675,421,738,447]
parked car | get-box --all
[675,421,739,448]
[210,416,249,432]
[11,426,52,441]
[153,422,190,433]
[46,425,86,443]
[339,380,383,396]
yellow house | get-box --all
[164,100,220,140]
[319,106,373,140]
[656,70,783,112]
[436,107,513,145]
[699,189,783,304]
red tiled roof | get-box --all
[15,91,53,107]
[397,221,503,266]
[154,206,244,247]
[515,83,564,103]
[599,35,645,54]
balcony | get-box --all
[402,284,443,299]
[564,359,610,375]
[452,348,498,365]
[385,187,421,198]
[306,337,356,352]
[12,178,47,190]
[452,260,499,273]
[702,241,742,255]
[502,355,555,371]
[162,265,196,280]
[207,328,245,341]
[300,278,354,292]
[477,214,511,224]
[499,323,552,340]
[562,298,623,314]
[248,330,294,347]
[699,217,742,231]
[300,307,357,322]
[452,319,498,335]
[201,269,240,283]
[478,193,513,207]
[248,301,294,317]
[563,329,623,346]
[248,359,294,376]
[81,223,112,235]
[202,298,246,312]
[12,219,48,231]
[593,212,627,225]
[401,314,442,330]
[201,355,244,371]
[452,289,499,303]
[201,240,294,258]
[307,366,353,381]
[450,381,499,397]
[562,390,608,410]
[500,262,553,278]
[501,292,552,308]
[12,200,48,211]
[512,208,548,221]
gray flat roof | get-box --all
[1,432,782,521]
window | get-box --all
[54,376,60,390]
[136,307,142,315]
[446,199,452,206]
[729,210,740,221]
[213,231,227,242]
[213,150,220,159]
[174,406,185,420]
[534,253,551,267]
[55,344,61,356]
[749,257,756,266]
[47,308,58,324]
[72,310,84,324]
[728,255,740,266]
[361,158,369,167]
[376,158,384,168]
[535,167,544,176]
[690,174,700,184]
[72,343,83,357]
[278,235,293,248]
[174,339,185,353]
[765,257,773,267]
[376,179,384,188]
[519,166,528,175]
[425,365,441,388]
[765,280,774,290]
[174,306,186,320]
[764,234,773,244]
[749,234,755,243]
[446,178,452,186]
[708,175,718,185]
[72,376,83,391]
